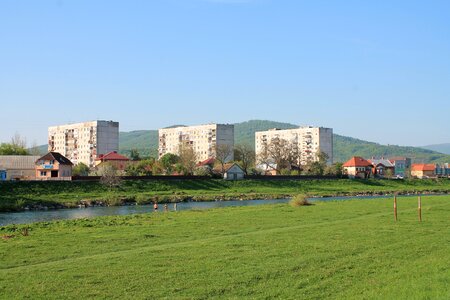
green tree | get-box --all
[215,144,234,175]
[159,153,180,175]
[73,163,90,176]
[0,143,29,155]
[125,159,154,176]
[0,133,29,155]
[324,162,344,176]
[129,149,141,161]
[303,151,329,175]
[234,144,255,175]
[178,143,198,175]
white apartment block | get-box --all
[255,127,333,166]
[158,124,234,162]
[48,120,119,168]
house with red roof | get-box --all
[95,151,130,172]
[343,156,373,179]
[411,164,436,179]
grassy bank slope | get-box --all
[1,179,450,211]
[1,197,449,299]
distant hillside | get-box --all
[36,120,450,163]
[421,143,450,155]
[234,120,298,147]
[334,135,450,164]
[119,130,158,158]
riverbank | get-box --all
[1,178,450,212]
[1,197,449,298]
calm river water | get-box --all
[0,199,291,226]
[0,194,439,226]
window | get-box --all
[40,171,47,176]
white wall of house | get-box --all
[224,164,245,180]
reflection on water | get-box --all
[0,199,290,226]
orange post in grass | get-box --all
[394,196,398,222]
[418,195,422,222]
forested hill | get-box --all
[333,134,450,163]
[37,120,450,163]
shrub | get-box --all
[290,194,312,207]
[104,194,123,206]
[135,194,150,205]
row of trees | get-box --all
[257,138,343,176]
[0,134,41,156]
[118,139,343,177]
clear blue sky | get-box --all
[1,0,449,146]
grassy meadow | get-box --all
[1,196,449,299]
[1,178,450,211]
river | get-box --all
[0,194,439,226]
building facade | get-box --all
[411,164,436,178]
[35,152,73,181]
[255,127,333,166]
[48,120,119,168]
[0,155,41,180]
[343,156,373,179]
[436,163,450,177]
[389,157,412,177]
[368,158,395,177]
[158,124,234,162]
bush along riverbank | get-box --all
[1,178,450,212]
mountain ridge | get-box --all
[421,143,450,155]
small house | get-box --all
[223,163,245,181]
[411,164,436,179]
[343,157,373,179]
[35,152,73,180]
[95,151,130,171]
[368,158,395,177]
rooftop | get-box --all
[96,151,130,161]
[343,157,373,168]
[37,152,73,165]
[411,164,436,172]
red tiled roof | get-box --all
[411,164,435,172]
[343,157,373,168]
[96,151,130,161]
[197,157,215,167]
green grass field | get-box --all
[1,178,450,211]
[1,196,449,299]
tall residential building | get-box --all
[255,126,333,166]
[158,124,234,162]
[48,120,119,167]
